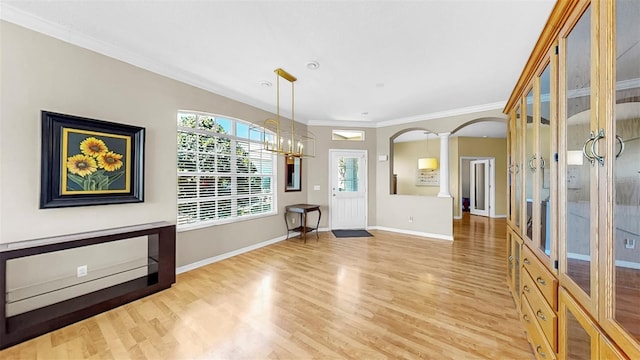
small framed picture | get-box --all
[40,111,145,208]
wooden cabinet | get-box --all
[521,246,559,356]
[506,0,640,358]
[507,227,523,308]
[559,288,628,360]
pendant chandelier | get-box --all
[254,68,315,158]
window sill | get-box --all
[177,211,278,233]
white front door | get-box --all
[470,159,490,217]
[330,150,367,230]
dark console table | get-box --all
[285,204,321,243]
[0,222,175,350]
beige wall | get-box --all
[0,21,306,268]
[393,139,440,196]
[1,20,509,270]
[306,126,377,229]
[375,110,506,239]
[455,137,508,217]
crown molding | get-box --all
[0,3,277,117]
[308,101,507,128]
[374,101,507,128]
[307,119,378,128]
[1,4,508,130]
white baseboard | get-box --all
[369,226,453,241]
[176,233,298,274]
[453,214,506,220]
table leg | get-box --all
[302,212,307,243]
[315,208,321,241]
[284,212,290,240]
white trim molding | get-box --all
[176,233,294,274]
[370,226,454,241]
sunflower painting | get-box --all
[40,111,144,208]
[62,129,130,194]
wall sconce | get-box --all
[418,157,438,170]
[567,150,584,166]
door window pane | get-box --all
[338,157,359,192]
[566,310,592,359]
[565,6,592,295]
[525,89,535,241]
[539,63,553,256]
[613,0,640,342]
[515,106,522,229]
[474,163,486,210]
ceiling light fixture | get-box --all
[252,68,315,158]
[306,61,320,70]
[418,158,438,170]
[418,131,438,170]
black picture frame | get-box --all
[40,111,145,208]
[285,156,302,192]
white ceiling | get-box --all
[1,0,556,129]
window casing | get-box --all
[177,111,276,228]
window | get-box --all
[177,111,276,228]
[332,129,365,141]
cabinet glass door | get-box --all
[611,0,640,349]
[566,310,592,359]
[525,89,535,242]
[510,229,523,306]
[560,289,599,360]
[539,63,553,258]
[561,4,595,300]
[515,105,522,231]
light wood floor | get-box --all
[1,214,533,359]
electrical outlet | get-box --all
[625,238,636,249]
[409,216,414,223]
[77,265,88,278]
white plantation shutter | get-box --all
[177,111,276,228]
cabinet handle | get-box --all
[523,314,530,323]
[590,129,605,166]
[582,131,597,166]
[523,285,530,293]
[514,164,520,174]
[536,277,546,286]
[536,310,547,321]
[536,345,547,358]
[508,255,513,262]
[523,258,530,265]
[528,155,537,172]
[616,135,625,158]
[539,156,545,169]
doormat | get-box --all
[332,230,373,238]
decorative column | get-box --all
[438,132,451,197]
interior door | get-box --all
[330,150,367,230]
[470,159,490,217]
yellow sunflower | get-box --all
[80,137,108,157]
[67,154,97,177]
[97,151,124,171]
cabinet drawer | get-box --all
[522,297,557,360]
[522,246,558,310]
[522,270,557,351]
